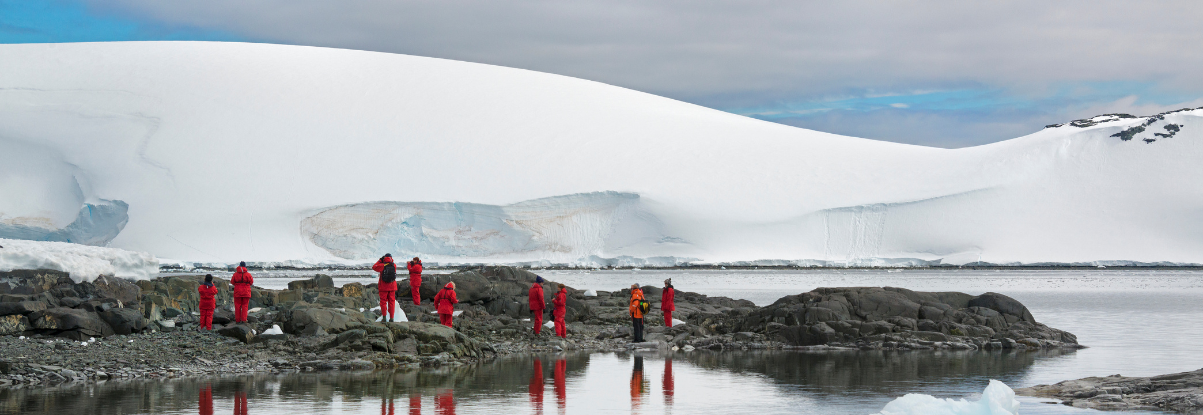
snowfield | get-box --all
[1,42,1201,266]
[0,238,158,282]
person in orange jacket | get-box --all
[230,262,254,323]
[629,283,646,342]
[529,276,546,334]
[433,282,458,327]
[661,278,675,327]
[372,254,399,322]
[552,284,567,338]
[198,274,219,331]
[406,257,423,305]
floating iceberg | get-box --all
[875,380,1019,415]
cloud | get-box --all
[70,0,1203,146]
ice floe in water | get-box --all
[875,380,1019,415]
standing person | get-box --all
[629,284,646,342]
[433,282,458,328]
[661,279,675,327]
[552,284,567,338]
[373,254,399,322]
[197,274,219,331]
[407,257,423,305]
[529,276,546,334]
[230,262,253,324]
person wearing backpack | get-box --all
[661,278,675,327]
[230,262,254,323]
[198,274,219,331]
[433,282,458,327]
[407,257,423,305]
[552,283,568,338]
[372,254,399,322]
[529,276,546,334]
[629,283,647,342]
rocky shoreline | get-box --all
[1017,369,1203,413]
[0,266,1083,388]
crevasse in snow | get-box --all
[875,380,1020,415]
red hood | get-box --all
[235,266,248,273]
[444,282,454,289]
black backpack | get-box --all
[381,262,397,283]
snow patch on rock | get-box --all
[0,238,158,282]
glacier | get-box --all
[0,238,159,282]
[0,42,1201,265]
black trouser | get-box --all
[632,317,644,342]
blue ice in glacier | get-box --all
[0,199,129,246]
[301,191,676,260]
[875,380,1019,415]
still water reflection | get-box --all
[0,349,1166,415]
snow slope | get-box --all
[0,42,1201,265]
[0,238,158,282]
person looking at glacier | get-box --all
[230,262,253,323]
[553,283,568,338]
[406,257,423,305]
[529,276,546,334]
[662,279,675,327]
[433,282,459,327]
[197,274,218,331]
[372,254,399,322]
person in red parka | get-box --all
[552,283,567,338]
[198,274,219,330]
[372,254,399,322]
[529,276,546,334]
[407,257,423,305]
[661,278,675,327]
[230,262,253,323]
[433,282,458,327]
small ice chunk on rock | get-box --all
[670,318,686,327]
[583,289,597,297]
[875,380,1019,415]
[544,321,555,329]
[262,324,284,335]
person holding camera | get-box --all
[407,257,423,305]
[372,254,399,322]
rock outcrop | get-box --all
[1017,369,1203,413]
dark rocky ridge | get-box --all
[0,266,1080,387]
[1017,369,1203,413]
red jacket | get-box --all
[433,284,458,314]
[529,283,545,310]
[661,287,675,311]
[373,258,398,292]
[552,288,567,318]
[407,261,423,286]
[198,284,218,310]
[231,267,253,298]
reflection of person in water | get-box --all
[435,390,455,415]
[408,394,421,415]
[529,359,545,414]
[630,356,647,409]
[554,358,566,412]
[198,384,213,415]
[234,391,248,415]
[663,358,674,406]
[382,394,395,415]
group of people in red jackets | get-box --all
[527,276,570,338]
[196,261,257,331]
[372,254,460,327]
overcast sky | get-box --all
[5,0,1203,147]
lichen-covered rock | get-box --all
[0,314,29,335]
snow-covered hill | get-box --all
[1,42,1201,266]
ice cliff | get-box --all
[0,42,1201,265]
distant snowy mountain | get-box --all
[1,42,1201,266]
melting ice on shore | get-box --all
[875,380,1019,415]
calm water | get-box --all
[15,269,1200,415]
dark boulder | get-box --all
[98,308,146,335]
[288,275,334,291]
[217,324,255,343]
[91,275,141,307]
[0,314,29,335]
[0,300,48,316]
[28,307,114,337]
[968,292,1036,323]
